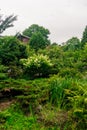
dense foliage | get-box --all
[64,37,81,51]
[0,36,28,65]
[29,32,48,51]
[23,24,50,51]
[81,25,87,46]
[20,54,52,77]
[0,25,87,130]
[23,24,50,38]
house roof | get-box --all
[16,33,30,39]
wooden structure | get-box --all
[16,33,30,44]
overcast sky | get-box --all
[1,0,87,43]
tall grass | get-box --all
[49,78,72,107]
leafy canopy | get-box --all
[64,37,81,51]
[81,25,87,46]
[23,24,50,51]
[29,32,48,51]
[23,24,50,38]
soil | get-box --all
[0,100,15,111]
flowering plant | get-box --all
[20,54,52,77]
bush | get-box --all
[0,64,8,79]
[0,73,8,80]
[59,67,82,78]
[7,65,23,78]
[20,54,52,78]
[0,36,28,65]
[0,64,8,72]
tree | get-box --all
[29,32,47,51]
[81,26,87,46]
[0,14,17,34]
[23,24,50,49]
[64,37,81,51]
[23,24,50,38]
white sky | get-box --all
[1,0,87,43]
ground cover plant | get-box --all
[0,76,87,130]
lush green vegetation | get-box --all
[0,24,87,130]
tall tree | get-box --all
[23,24,50,38]
[0,14,17,34]
[81,26,87,46]
[29,32,47,51]
[23,24,50,48]
[64,37,81,51]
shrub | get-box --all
[7,65,23,78]
[0,36,28,65]
[0,64,8,79]
[59,67,82,78]
[0,64,8,72]
[0,73,8,80]
[20,54,52,78]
